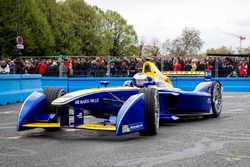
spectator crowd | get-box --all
[0,56,249,78]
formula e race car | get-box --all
[17,61,222,136]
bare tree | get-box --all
[150,38,161,57]
[161,27,203,57]
[139,37,145,57]
[161,39,171,56]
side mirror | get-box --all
[123,80,132,86]
[100,81,110,87]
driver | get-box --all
[132,73,153,87]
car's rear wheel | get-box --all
[43,87,66,131]
[139,88,160,136]
[210,81,222,118]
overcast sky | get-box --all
[85,0,250,51]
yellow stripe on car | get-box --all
[22,122,60,127]
[77,124,116,131]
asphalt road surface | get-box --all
[0,92,250,167]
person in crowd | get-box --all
[239,61,247,77]
[178,57,184,71]
[110,62,117,77]
[98,60,107,77]
[85,57,91,77]
[206,61,212,70]
[227,68,238,78]
[9,61,16,74]
[0,61,10,74]
[68,61,74,77]
[191,60,197,71]
[46,59,53,76]
[128,58,136,76]
[79,58,88,77]
[115,57,122,76]
[14,59,24,74]
[95,57,102,77]
[120,61,128,77]
[172,58,181,71]
[135,58,143,73]
[65,57,71,75]
[164,57,173,71]
[184,60,192,71]
[72,58,81,77]
[197,59,206,71]
[37,60,47,76]
[90,60,97,77]
[24,60,37,74]
[182,57,189,71]
[50,61,59,76]
[59,60,67,77]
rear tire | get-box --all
[43,87,66,131]
[139,88,160,136]
[210,81,222,118]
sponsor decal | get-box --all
[122,122,144,133]
[75,98,99,105]
[122,125,130,133]
[207,98,211,104]
[77,112,83,118]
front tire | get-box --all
[139,88,160,136]
[210,81,222,118]
[43,87,66,131]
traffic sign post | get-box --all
[16,36,23,44]
[16,36,24,50]
[16,44,24,49]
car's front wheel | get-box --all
[43,87,66,131]
[139,88,160,136]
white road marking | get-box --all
[221,115,246,121]
[225,109,245,113]
[0,126,15,130]
[0,123,16,126]
[7,136,23,139]
[0,147,37,156]
[223,94,250,99]
[223,96,235,98]
[0,111,17,114]
[227,109,244,112]
[64,129,80,132]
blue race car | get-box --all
[17,61,222,136]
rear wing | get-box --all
[163,71,205,77]
[163,70,212,81]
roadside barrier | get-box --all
[215,78,250,92]
[41,77,68,92]
[41,77,250,92]
[173,77,250,91]
[0,74,42,105]
[1,75,250,105]
[21,75,43,99]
